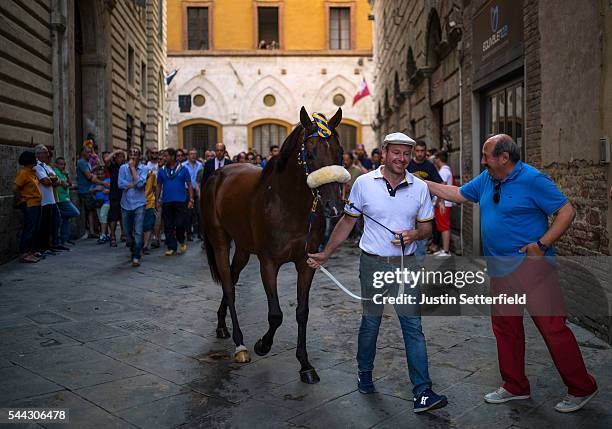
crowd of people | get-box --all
[13,135,453,265]
[12,139,280,266]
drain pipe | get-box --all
[458,41,464,256]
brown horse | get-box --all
[202,107,346,383]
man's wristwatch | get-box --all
[536,240,549,252]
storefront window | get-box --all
[484,81,524,161]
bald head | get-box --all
[484,134,520,164]
[215,143,226,160]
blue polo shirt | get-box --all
[460,161,567,276]
[157,163,190,203]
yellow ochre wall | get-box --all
[167,0,372,52]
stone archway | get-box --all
[74,0,112,153]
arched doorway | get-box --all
[248,119,291,155]
[74,0,111,152]
[178,119,222,154]
[336,118,361,152]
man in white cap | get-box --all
[307,132,448,413]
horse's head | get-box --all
[299,106,349,218]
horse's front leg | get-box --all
[295,259,319,384]
[254,258,282,356]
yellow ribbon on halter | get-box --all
[312,112,332,138]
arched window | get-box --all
[250,121,289,155]
[426,10,442,69]
[182,123,218,153]
[406,47,416,78]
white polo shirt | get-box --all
[34,161,57,206]
[344,166,434,256]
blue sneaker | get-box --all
[413,389,448,413]
[357,371,376,394]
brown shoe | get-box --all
[132,258,141,267]
[20,254,39,263]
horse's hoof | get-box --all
[216,327,230,339]
[254,338,271,356]
[234,346,251,363]
[300,368,320,384]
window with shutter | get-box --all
[187,7,209,50]
[330,7,350,50]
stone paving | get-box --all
[0,238,610,428]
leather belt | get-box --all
[362,251,415,265]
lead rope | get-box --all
[343,200,406,298]
[309,200,408,301]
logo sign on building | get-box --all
[179,95,191,113]
[472,0,523,83]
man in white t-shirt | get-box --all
[34,144,67,253]
[307,132,448,414]
[433,151,453,257]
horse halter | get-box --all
[299,112,340,250]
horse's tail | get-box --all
[203,234,223,285]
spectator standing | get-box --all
[371,149,382,170]
[14,151,42,263]
[182,148,203,240]
[155,148,193,256]
[34,144,64,253]
[355,143,373,170]
[77,146,107,238]
[118,148,148,267]
[83,134,100,169]
[176,148,186,164]
[408,140,443,261]
[104,150,125,247]
[146,149,160,174]
[432,151,454,257]
[90,166,111,243]
[201,143,233,185]
[53,157,80,246]
[142,168,157,254]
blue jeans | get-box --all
[357,252,432,396]
[122,205,145,259]
[56,201,80,244]
[415,239,428,266]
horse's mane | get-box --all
[260,123,318,181]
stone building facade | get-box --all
[371,0,612,342]
[166,0,376,157]
[0,0,166,263]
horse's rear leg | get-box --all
[214,244,250,362]
[295,259,319,384]
[216,248,250,339]
[254,258,282,357]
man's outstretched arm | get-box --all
[426,181,468,204]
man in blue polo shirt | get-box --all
[308,132,448,414]
[156,148,193,256]
[426,134,597,413]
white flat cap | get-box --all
[382,132,416,148]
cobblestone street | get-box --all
[1,239,611,428]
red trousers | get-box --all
[490,258,597,397]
